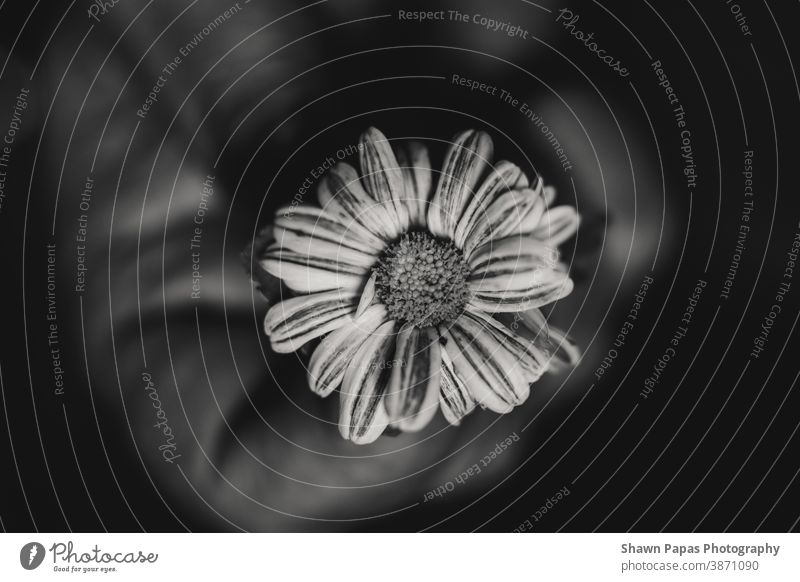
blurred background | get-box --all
[1,0,799,532]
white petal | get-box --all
[516,177,547,234]
[272,228,378,270]
[529,205,580,246]
[543,185,556,206]
[317,162,401,241]
[440,314,530,414]
[307,304,389,396]
[469,272,574,313]
[512,310,581,371]
[339,320,396,444]
[469,236,560,292]
[455,161,528,248]
[274,204,385,255]
[395,140,432,227]
[355,272,377,318]
[464,309,548,383]
[427,130,493,239]
[264,290,358,353]
[260,244,365,293]
[359,127,409,230]
[462,188,540,258]
[385,325,441,432]
[438,347,475,425]
[467,235,571,312]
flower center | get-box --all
[373,232,471,327]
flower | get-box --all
[257,127,580,444]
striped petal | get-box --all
[528,205,580,246]
[469,236,560,292]
[438,347,475,425]
[427,130,493,239]
[462,188,540,258]
[272,228,378,271]
[307,304,389,397]
[440,314,530,414]
[395,140,432,227]
[513,168,530,189]
[467,235,572,311]
[463,309,549,382]
[355,272,377,317]
[516,177,547,234]
[469,271,574,313]
[455,161,528,249]
[317,162,401,241]
[275,205,385,255]
[339,320,396,444]
[385,325,441,432]
[359,127,409,230]
[508,309,581,371]
[264,290,358,353]
[260,244,365,293]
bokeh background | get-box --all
[1,0,799,531]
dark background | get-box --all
[0,0,798,532]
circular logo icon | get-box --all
[20,542,45,570]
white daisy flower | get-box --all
[258,127,580,444]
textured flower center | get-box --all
[373,232,471,327]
